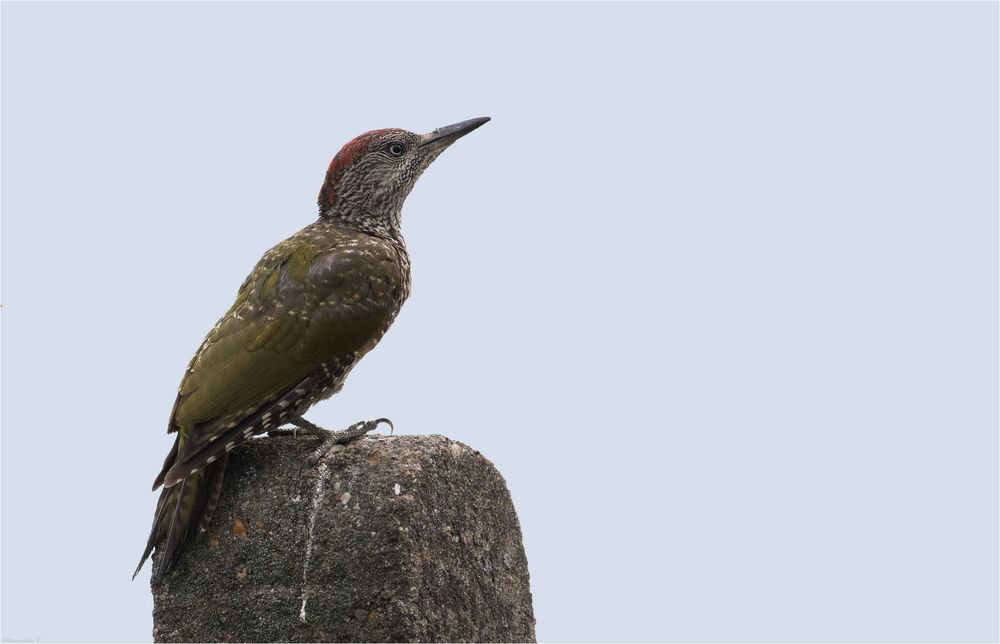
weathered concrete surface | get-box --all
[152,434,535,642]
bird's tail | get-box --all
[133,449,228,583]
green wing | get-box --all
[157,229,403,487]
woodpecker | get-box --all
[135,117,491,582]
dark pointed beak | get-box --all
[419,117,491,148]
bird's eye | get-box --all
[387,143,405,157]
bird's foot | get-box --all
[268,415,331,439]
[266,427,308,438]
[299,417,393,473]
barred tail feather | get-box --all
[133,458,228,582]
[198,453,228,533]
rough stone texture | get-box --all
[152,434,535,643]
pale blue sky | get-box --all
[2,2,997,641]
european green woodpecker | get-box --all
[135,117,491,582]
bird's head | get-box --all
[317,117,490,233]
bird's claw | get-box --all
[299,417,393,475]
[371,418,393,435]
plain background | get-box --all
[2,2,997,642]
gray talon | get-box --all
[299,417,393,475]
